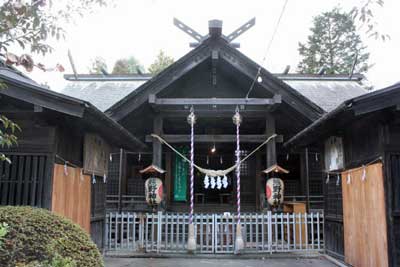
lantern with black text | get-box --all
[140,164,166,207]
[145,177,163,206]
[262,164,289,208]
[266,178,284,206]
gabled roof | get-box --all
[62,72,367,114]
[0,66,147,151]
[105,37,325,122]
[285,82,400,148]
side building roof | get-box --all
[0,66,147,151]
[285,82,400,148]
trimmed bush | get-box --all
[0,206,103,267]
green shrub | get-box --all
[0,206,103,267]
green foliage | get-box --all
[0,206,103,267]
[297,7,370,75]
[351,0,389,41]
[88,57,108,74]
[0,222,9,248]
[148,50,174,75]
[111,56,144,74]
[0,114,20,163]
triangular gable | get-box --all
[106,37,324,122]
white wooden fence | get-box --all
[105,211,324,254]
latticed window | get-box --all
[238,150,249,176]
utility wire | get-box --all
[245,0,289,99]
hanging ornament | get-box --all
[210,176,216,189]
[336,174,340,186]
[325,173,330,184]
[187,106,197,125]
[220,156,223,165]
[232,107,242,126]
[206,155,209,165]
[315,153,319,162]
[103,173,107,183]
[138,153,141,162]
[204,175,210,189]
[286,153,289,161]
[361,166,367,181]
[216,176,222,189]
[64,162,68,176]
[92,173,96,184]
[347,172,351,184]
[222,175,228,188]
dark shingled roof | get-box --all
[283,79,368,112]
[61,73,368,113]
[61,74,150,112]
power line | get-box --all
[245,0,289,99]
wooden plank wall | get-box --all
[52,164,91,233]
[342,163,388,267]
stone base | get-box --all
[235,223,244,254]
[187,223,196,253]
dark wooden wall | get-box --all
[0,105,107,249]
[321,110,400,265]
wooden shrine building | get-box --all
[62,19,368,214]
[0,63,146,248]
[286,83,400,267]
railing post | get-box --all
[157,211,162,253]
[267,210,272,253]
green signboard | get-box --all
[173,147,188,201]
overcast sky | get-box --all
[27,0,400,91]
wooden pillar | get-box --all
[304,147,310,212]
[118,148,124,212]
[255,151,262,210]
[299,148,310,211]
[266,114,277,168]
[153,115,163,167]
[165,152,172,207]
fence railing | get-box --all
[106,211,324,254]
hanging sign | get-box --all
[83,133,110,176]
[174,147,188,201]
[325,136,344,171]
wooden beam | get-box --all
[212,50,218,86]
[255,151,262,211]
[304,147,310,212]
[159,110,272,118]
[146,134,283,143]
[152,115,163,167]
[266,114,277,167]
[165,152,172,207]
[118,148,124,212]
[149,94,281,106]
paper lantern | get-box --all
[266,178,284,206]
[145,177,163,206]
